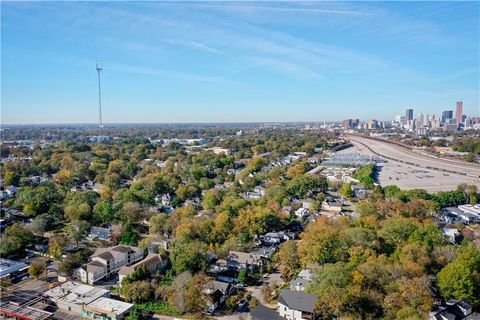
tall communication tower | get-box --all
[96,61,104,134]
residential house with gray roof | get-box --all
[277,289,318,320]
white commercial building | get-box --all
[44,281,109,314]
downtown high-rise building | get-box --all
[456,101,463,124]
[405,108,414,121]
[442,110,453,124]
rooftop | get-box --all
[251,304,285,320]
[0,301,52,320]
[84,297,133,316]
[277,289,318,313]
[44,281,109,305]
[0,258,29,278]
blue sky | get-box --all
[1,1,479,124]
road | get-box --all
[345,135,480,192]
[348,135,480,177]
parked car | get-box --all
[238,299,248,311]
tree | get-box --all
[171,271,192,313]
[121,220,139,245]
[465,153,475,162]
[277,241,300,281]
[28,259,46,279]
[93,201,115,224]
[3,170,20,186]
[384,276,434,319]
[170,238,209,274]
[122,280,153,303]
[238,269,248,284]
[49,235,68,258]
[119,202,144,223]
[340,183,353,198]
[64,203,92,221]
[184,273,209,314]
[0,224,34,258]
[13,182,64,217]
[298,217,345,266]
[60,252,89,276]
[29,214,50,234]
[352,164,375,189]
[68,220,91,246]
[437,245,480,305]
[287,175,328,198]
[378,217,420,254]
[202,190,220,210]
[149,213,169,234]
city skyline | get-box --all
[2,1,479,124]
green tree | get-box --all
[3,170,20,186]
[202,190,220,210]
[340,183,353,198]
[0,224,34,258]
[121,220,139,245]
[437,245,480,305]
[93,201,115,224]
[60,252,89,276]
[170,237,209,274]
[238,269,248,284]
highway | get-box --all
[347,135,480,178]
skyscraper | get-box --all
[455,101,463,124]
[442,110,453,124]
[405,108,413,121]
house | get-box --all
[261,231,293,245]
[301,200,313,209]
[442,228,463,244]
[322,200,342,213]
[351,186,372,200]
[294,208,309,219]
[277,290,318,320]
[203,280,233,314]
[252,245,277,260]
[227,250,263,272]
[244,191,262,199]
[429,299,475,320]
[251,304,285,320]
[118,253,168,285]
[74,245,144,285]
[146,238,171,253]
[88,226,120,241]
[290,277,311,292]
[81,297,133,320]
[70,181,104,193]
[298,269,313,280]
[253,186,266,196]
[87,227,110,241]
[4,186,17,198]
